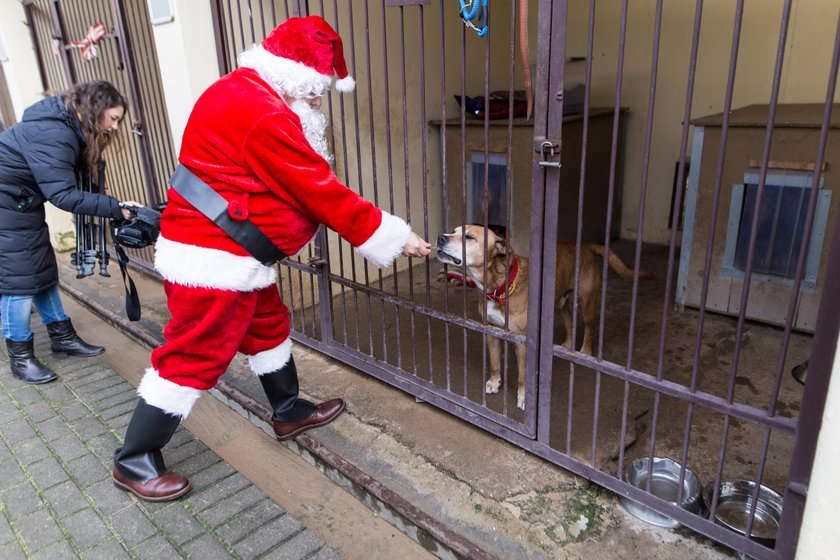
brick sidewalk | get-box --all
[0,324,340,559]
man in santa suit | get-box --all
[112,15,431,502]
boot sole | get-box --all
[11,372,57,385]
[52,349,106,358]
[274,401,346,441]
[112,477,191,502]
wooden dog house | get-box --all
[676,104,840,332]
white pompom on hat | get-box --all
[239,15,355,96]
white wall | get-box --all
[148,0,220,154]
[797,331,840,559]
[0,0,44,118]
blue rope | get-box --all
[459,0,488,37]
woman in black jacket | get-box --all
[0,80,141,384]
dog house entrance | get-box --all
[465,151,510,232]
[723,169,831,290]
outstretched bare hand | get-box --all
[402,231,432,258]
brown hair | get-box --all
[63,81,128,177]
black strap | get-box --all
[114,244,141,321]
[169,165,287,266]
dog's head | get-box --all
[436,225,508,268]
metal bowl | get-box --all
[620,457,705,528]
[707,479,783,548]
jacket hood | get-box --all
[21,96,87,147]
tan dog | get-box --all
[436,225,654,410]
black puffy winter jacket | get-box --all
[0,95,124,295]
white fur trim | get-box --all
[335,76,355,93]
[248,338,293,375]
[354,212,411,268]
[155,235,276,291]
[137,368,202,419]
[238,45,333,98]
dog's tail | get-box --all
[588,245,655,281]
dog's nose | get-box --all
[436,234,448,248]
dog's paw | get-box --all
[485,378,501,394]
[517,390,525,410]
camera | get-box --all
[112,203,165,249]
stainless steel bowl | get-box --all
[707,479,783,548]
[620,457,704,528]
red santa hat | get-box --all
[238,16,356,96]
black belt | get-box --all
[169,165,287,266]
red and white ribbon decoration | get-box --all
[70,22,107,61]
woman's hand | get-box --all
[120,201,144,220]
[402,231,432,258]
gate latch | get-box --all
[538,141,561,169]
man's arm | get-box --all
[242,112,414,267]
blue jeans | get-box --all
[1,286,69,341]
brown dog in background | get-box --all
[436,225,654,410]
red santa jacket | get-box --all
[155,68,410,292]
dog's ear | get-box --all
[494,237,509,255]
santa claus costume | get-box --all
[113,16,412,502]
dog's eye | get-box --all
[465,234,474,240]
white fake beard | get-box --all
[289,99,332,162]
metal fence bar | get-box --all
[579,0,599,467]
[606,0,630,479]
[638,0,665,496]
[500,0,517,419]
[667,0,705,506]
[725,0,793,542]
[691,0,745,524]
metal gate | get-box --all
[212,2,840,558]
[24,0,176,271]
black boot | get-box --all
[46,318,105,357]
[113,399,190,502]
[260,357,345,440]
[5,338,57,384]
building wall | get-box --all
[149,0,219,154]
[566,0,840,245]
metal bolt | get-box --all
[556,90,564,102]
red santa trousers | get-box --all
[150,281,291,392]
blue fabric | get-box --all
[1,286,69,341]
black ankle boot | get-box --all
[46,319,105,357]
[5,338,58,384]
[113,399,190,501]
[259,357,344,440]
